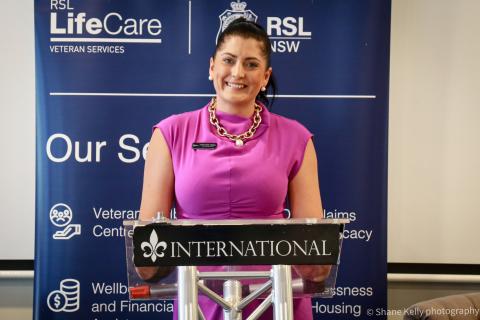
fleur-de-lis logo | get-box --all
[140,230,167,263]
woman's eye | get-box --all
[246,62,259,69]
[223,58,234,64]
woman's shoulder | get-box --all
[268,111,312,137]
[153,107,204,150]
[153,107,203,131]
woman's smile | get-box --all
[225,81,246,89]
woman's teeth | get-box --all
[226,82,245,89]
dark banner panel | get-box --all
[132,223,341,266]
[34,0,390,319]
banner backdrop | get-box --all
[34,0,390,319]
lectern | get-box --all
[124,217,348,320]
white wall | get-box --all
[388,0,480,264]
[0,0,35,260]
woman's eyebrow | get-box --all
[221,52,261,61]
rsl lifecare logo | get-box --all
[216,1,258,43]
[48,0,163,54]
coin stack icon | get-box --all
[60,279,80,312]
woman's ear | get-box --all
[209,57,215,79]
[264,67,272,87]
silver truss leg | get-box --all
[245,293,273,320]
[272,265,293,320]
[223,280,242,320]
[178,266,198,320]
[198,305,206,320]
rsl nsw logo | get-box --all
[216,1,311,53]
[48,0,163,54]
[266,16,312,53]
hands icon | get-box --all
[53,224,81,240]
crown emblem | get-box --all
[230,1,247,12]
[216,1,258,43]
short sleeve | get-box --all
[152,115,178,155]
[287,122,314,181]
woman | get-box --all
[138,18,327,319]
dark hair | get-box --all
[213,18,277,108]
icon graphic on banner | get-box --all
[47,279,80,312]
[50,203,81,240]
[217,0,258,43]
[141,230,167,262]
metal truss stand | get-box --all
[177,265,293,320]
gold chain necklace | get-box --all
[208,97,262,147]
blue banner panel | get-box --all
[35,0,390,319]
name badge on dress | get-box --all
[192,143,217,150]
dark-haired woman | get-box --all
[138,18,327,319]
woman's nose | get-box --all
[231,62,245,78]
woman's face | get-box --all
[209,35,272,110]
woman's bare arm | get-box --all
[289,139,323,219]
[289,139,330,282]
[139,129,174,220]
[136,128,175,281]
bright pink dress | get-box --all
[155,101,313,319]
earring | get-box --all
[208,75,213,81]
[261,86,266,92]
